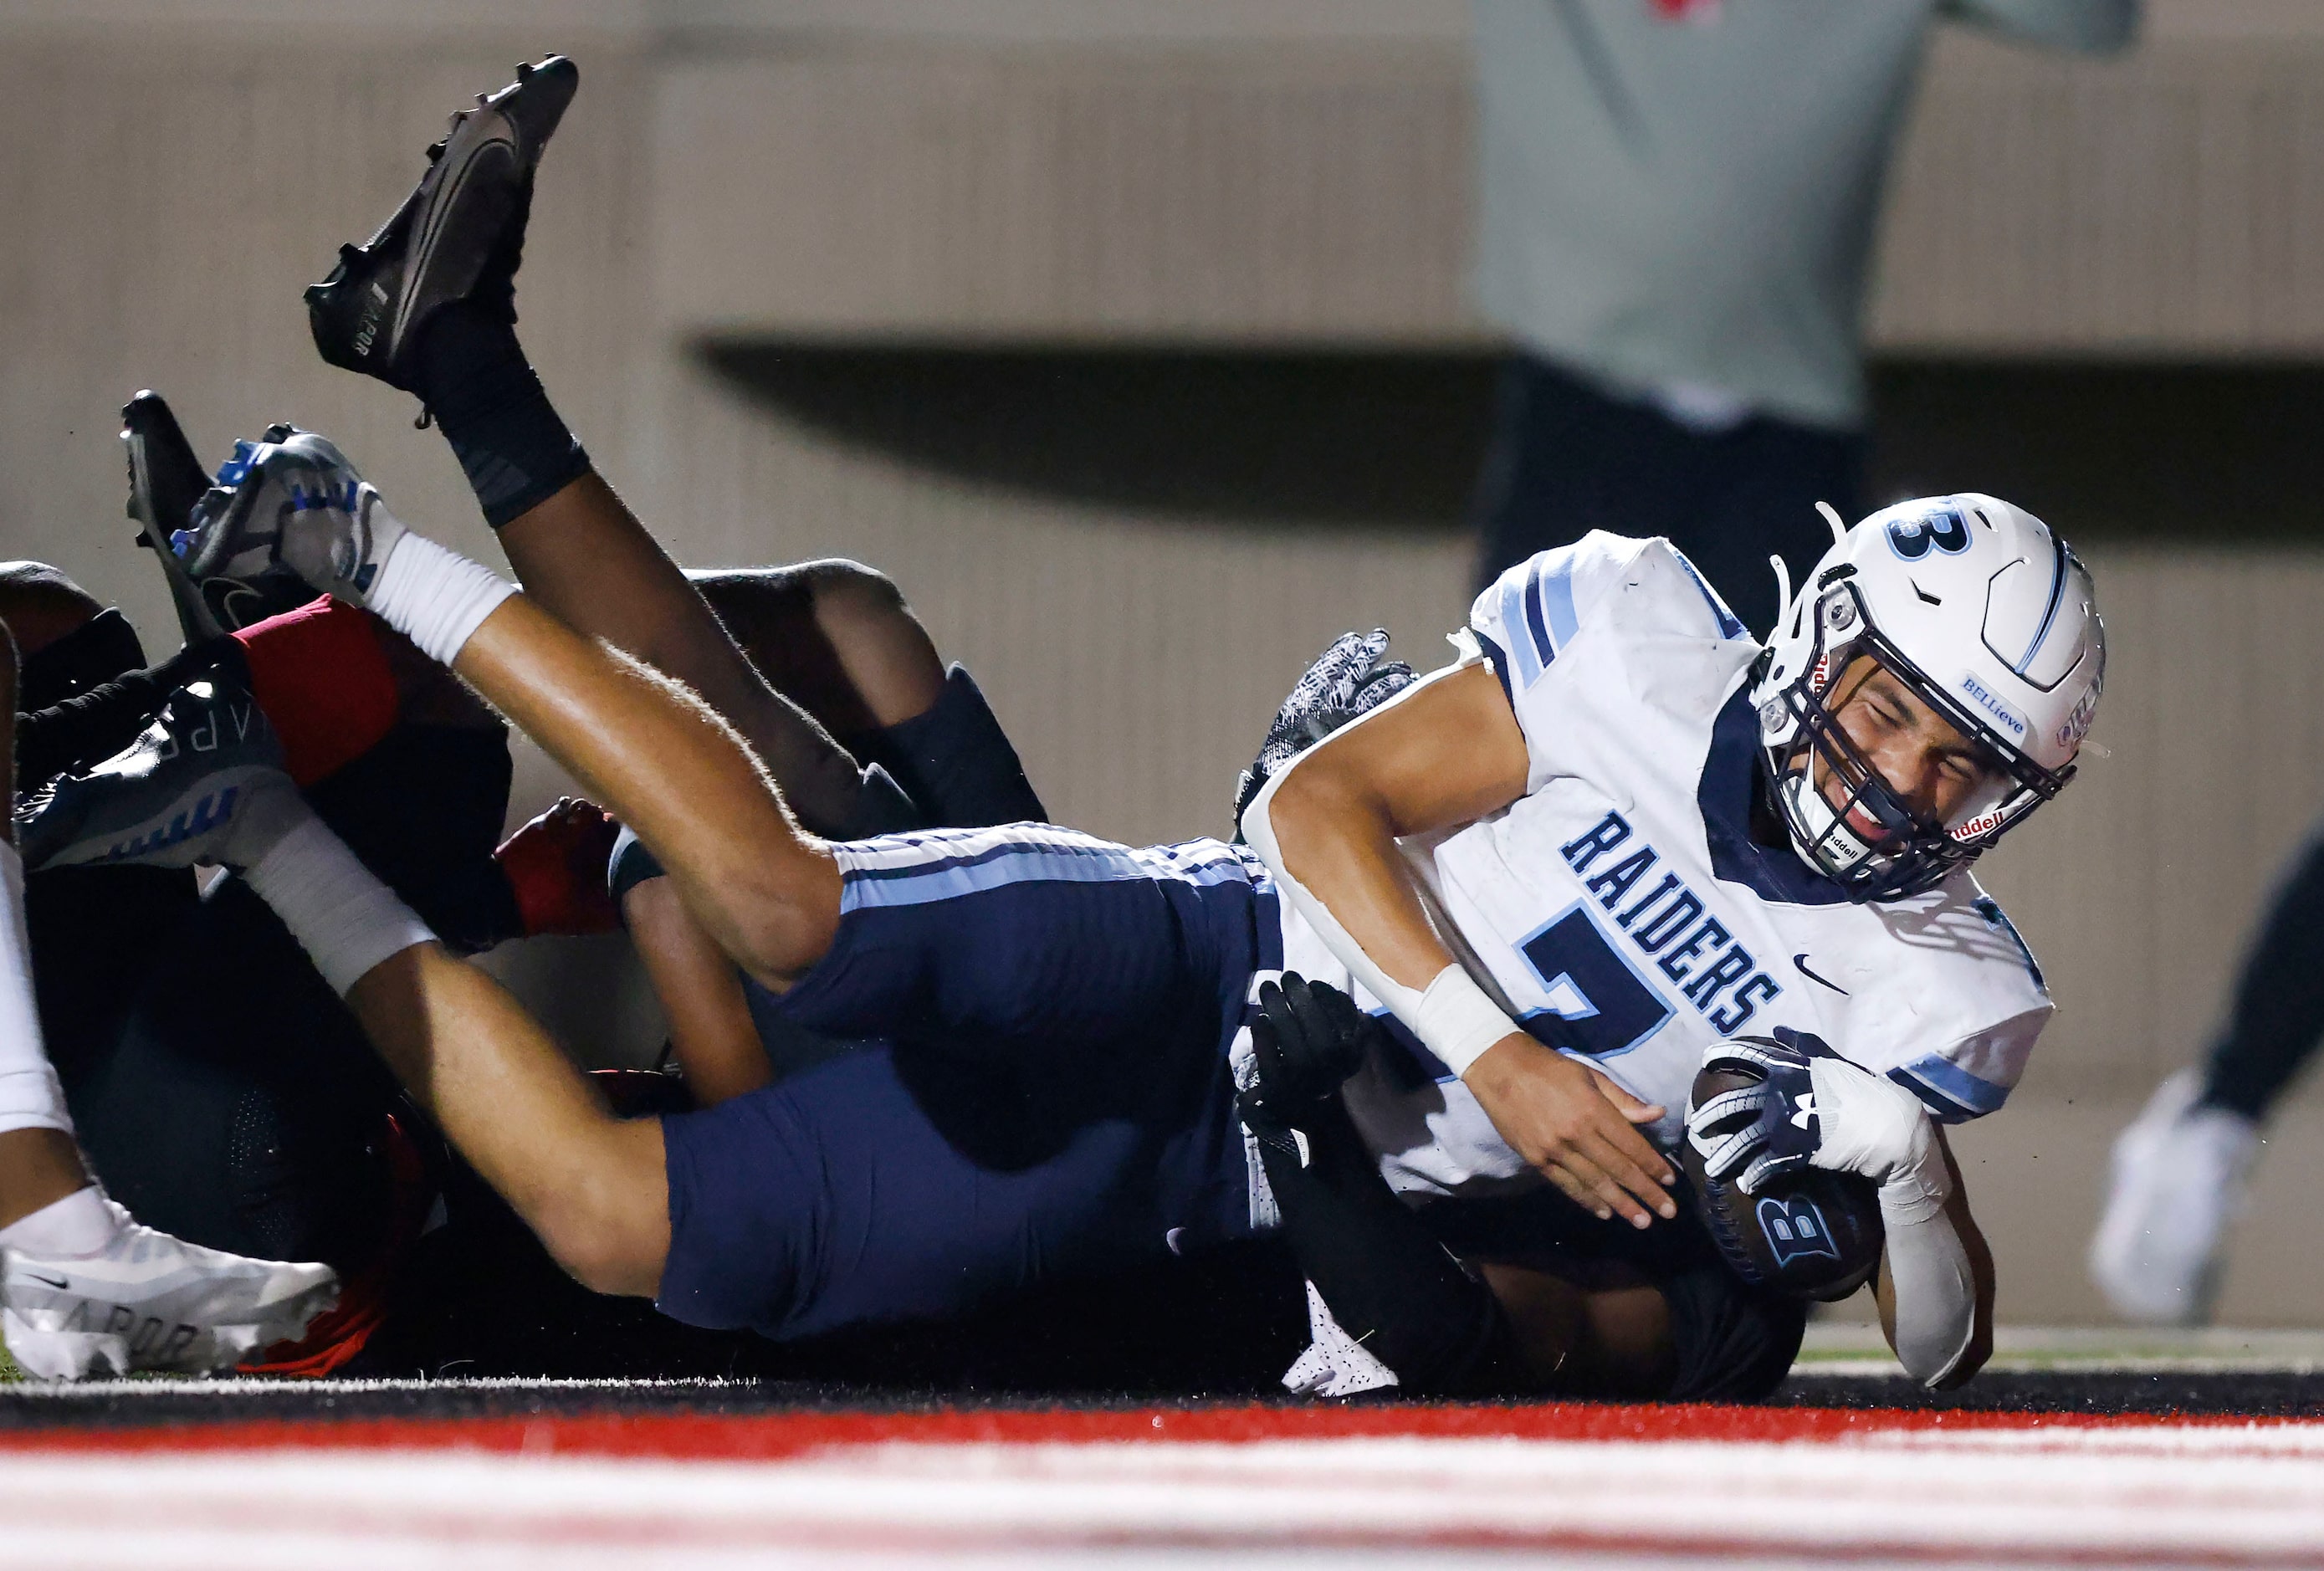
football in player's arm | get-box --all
[1243,504,2100,1390]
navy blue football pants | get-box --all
[654,827,1277,1341]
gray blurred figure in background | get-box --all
[1467,0,2139,632]
[2092,827,2324,1325]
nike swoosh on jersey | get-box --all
[1793,954,1850,995]
[23,1273,69,1290]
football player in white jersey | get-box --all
[1245,496,2101,1388]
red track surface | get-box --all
[9,1400,2324,1567]
[0,1398,2292,1458]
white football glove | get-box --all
[1806,1055,1952,1224]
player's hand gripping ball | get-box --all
[1682,1031,1884,1300]
[1237,974,1378,1137]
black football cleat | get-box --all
[305,54,577,394]
[121,390,228,644]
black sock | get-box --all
[2202,826,2324,1120]
[848,666,1046,830]
[410,300,591,529]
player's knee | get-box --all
[800,559,905,627]
[722,853,844,990]
[804,560,946,724]
[0,562,103,661]
[531,1123,673,1299]
[548,1226,663,1299]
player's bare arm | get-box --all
[1246,661,1679,1227]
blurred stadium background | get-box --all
[3,0,2324,1330]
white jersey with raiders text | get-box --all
[1271,532,2051,1201]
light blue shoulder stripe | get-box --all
[1539,556,1580,651]
[841,837,1251,912]
[1498,576,1544,688]
[1666,546,1746,641]
[1890,1056,2009,1123]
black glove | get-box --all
[1239,974,1523,1396]
[1238,973,1377,1136]
[1232,630,1415,831]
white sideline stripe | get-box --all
[1,1375,746,1399]
[6,1429,2324,1566]
[1789,1356,2324,1376]
[0,1533,1884,1571]
[1797,1323,2324,1372]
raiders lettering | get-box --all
[1557,810,1782,1033]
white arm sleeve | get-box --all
[1240,670,1521,1079]
[0,842,73,1138]
[1881,1192,1979,1389]
[1805,1056,1978,1387]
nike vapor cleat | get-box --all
[2089,1067,2262,1325]
[121,390,229,642]
[14,675,295,872]
[177,427,407,607]
[305,54,577,392]
[1,1197,336,1379]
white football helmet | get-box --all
[1749,493,2105,902]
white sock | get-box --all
[0,842,72,1139]
[243,811,438,995]
[366,531,518,667]
[0,1183,119,1258]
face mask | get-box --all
[17,609,147,712]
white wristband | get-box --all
[366,531,519,668]
[1415,965,1520,1077]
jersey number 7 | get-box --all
[1517,905,1674,1061]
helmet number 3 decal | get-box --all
[1885,508,1972,561]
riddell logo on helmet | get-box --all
[1950,806,2008,842]
[1957,673,2026,739]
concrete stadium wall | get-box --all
[4,8,2323,1324]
